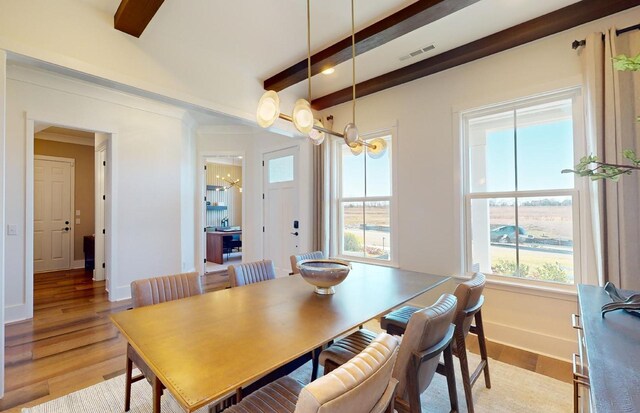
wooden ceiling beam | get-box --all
[312,0,640,110]
[114,0,165,38]
[264,0,481,92]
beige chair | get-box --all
[381,273,490,413]
[290,251,325,275]
[320,294,459,413]
[125,272,203,412]
[228,260,276,287]
[225,333,400,413]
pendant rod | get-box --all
[278,113,375,149]
[351,0,356,125]
[307,0,312,102]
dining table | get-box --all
[110,262,450,412]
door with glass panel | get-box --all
[263,147,299,277]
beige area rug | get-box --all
[23,354,571,412]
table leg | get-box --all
[125,354,133,412]
[153,376,162,413]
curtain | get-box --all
[582,29,640,289]
[312,128,331,255]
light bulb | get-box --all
[322,67,335,75]
[292,99,314,134]
[257,91,280,128]
[350,143,364,156]
[367,137,388,159]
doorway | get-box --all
[27,122,112,318]
[263,146,300,277]
[202,155,245,275]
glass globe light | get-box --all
[256,91,280,128]
[309,119,325,146]
[350,142,364,156]
[343,123,359,146]
[292,99,314,134]
[367,137,388,159]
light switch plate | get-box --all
[75,218,81,225]
[7,225,17,236]
[76,210,81,216]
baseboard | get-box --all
[483,320,576,362]
[71,260,85,269]
[4,303,30,324]
[109,284,132,302]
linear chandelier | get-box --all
[256,0,387,159]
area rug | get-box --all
[23,353,571,412]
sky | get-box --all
[342,137,391,198]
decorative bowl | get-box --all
[297,259,352,295]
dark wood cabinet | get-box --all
[83,235,95,270]
[575,285,640,413]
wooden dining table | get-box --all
[110,263,449,412]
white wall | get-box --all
[321,8,640,361]
[196,128,314,270]
[4,65,197,321]
[0,49,7,399]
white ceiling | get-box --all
[77,0,583,103]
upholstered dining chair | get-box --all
[228,260,276,287]
[289,251,325,275]
[319,294,459,413]
[225,333,400,413]
[126,272,203,412]
[380,273,490,413]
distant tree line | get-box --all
[488,198,572,207]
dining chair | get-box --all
[126,272,203,412]
[289,251,325,275]
[319,294,459,413]
[224,333,400,413]
[228,260,276,287]
[380,273,490,413]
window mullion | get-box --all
[513,108,520,275]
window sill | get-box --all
[454,273,578,302]
[339,256,399,269]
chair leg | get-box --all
[124,354,133,412]
[475,310,491,389]
[456,332,475,413]
[443,343,459,413]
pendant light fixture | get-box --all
[256,0,387,158]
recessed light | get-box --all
[321,67,335,75]
[238,156,243,159]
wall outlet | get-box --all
[75,218,81,225]
[7,225,17,236]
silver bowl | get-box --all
[297,259,352,295]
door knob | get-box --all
[63,227,70,232]
[65,221,70,225]
[291,232,299,236]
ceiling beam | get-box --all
[264,0,481,92]
[114,0,165,38]
[312,0,640,110]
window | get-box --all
[268,155,294,183]
[462,91,581,285]
[336,132,394,263]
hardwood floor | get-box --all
[1,269,131,412]
[1,269,572,412]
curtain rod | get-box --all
[572,22,640,49]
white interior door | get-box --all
[34,157,72,273]
[263,147,299,277]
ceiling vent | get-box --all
[399,44,435,61]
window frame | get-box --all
[333,127,398,267]
[461,88,585,288]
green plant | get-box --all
[563,53,640,181]
[533,262,569,283]
[343,232,363,252]
[492,259,529,277]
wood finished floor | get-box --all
[1,269,572,412]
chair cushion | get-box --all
[319,329,378,368]
[225,376,304,413]
[229,260,276,287]
[380,306,420,334]
[130,272,202,308]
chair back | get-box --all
[290,251,325,274]
[130,272,202,308]
[295,333,400,413]
[393,293,457,404]
[453,272,486,337]
[228,260,276,287]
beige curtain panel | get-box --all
[582,28,640,290]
